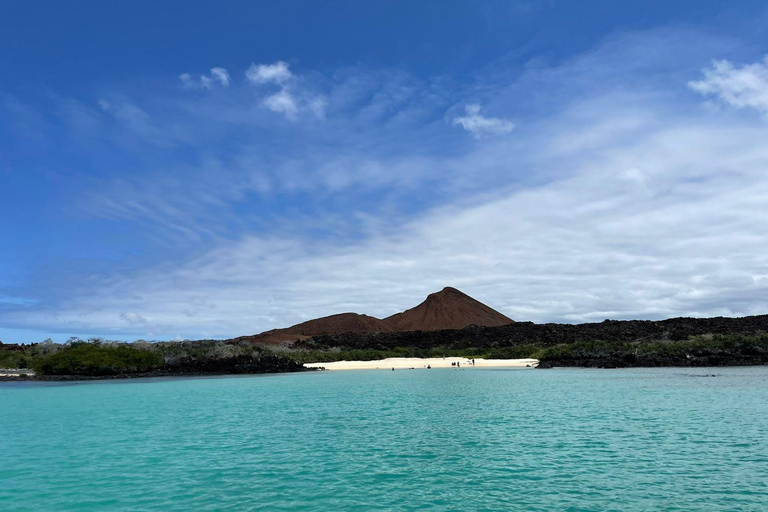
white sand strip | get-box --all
[304,357,538,371]
[0,368,35,377]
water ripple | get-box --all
[1,368,768,511]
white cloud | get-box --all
[263,89,299,119]
[120,312,147,324]
[12,102,768,337]
[7,32,768,341]
[244,61,325,120]
[209,67,230,87]
[179,73,194,88]
[452,104,514,138]
[180,67,230,90]
[308,97,328,119]
[689,57,768,116]
[245,61,293,85]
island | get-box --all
[2,287,767,380]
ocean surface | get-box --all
[2,367,767,511]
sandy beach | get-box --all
[304,357,538,371]
[0,369,35,377]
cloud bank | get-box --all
[3,30,768,342]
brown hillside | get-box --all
[236,313,393,344]
[382,287,514,332]
[286,313,394,335]
[236,287,514,344]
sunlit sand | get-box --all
[304,357,538,370]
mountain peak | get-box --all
[434,286,462,295]
[243,286,514,343]
[383,287,513,332]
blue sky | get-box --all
[3,1,768,342]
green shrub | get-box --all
[0,350,30,369]
[31,343,164,376]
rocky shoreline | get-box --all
[297,314,768,351]
[1,368,317,382]
[4,314,768,378]
[536,354,768,369]
[291,315,768,369]
[296,315,768,350]
[1,366,316,382]
[0,351,314,382]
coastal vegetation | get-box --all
[0,338,307,378]
[281,333,768,368]
[270,344,542,364]
[6,291,768,378]
[533,334,768,368]
[3,322,768,379]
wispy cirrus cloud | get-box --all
[452,104,514,138]
[10,80,768,339]
[10,112,768,338]
[4,28,768,342]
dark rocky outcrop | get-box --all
[162,354,308,375]
[296,315,768,352]
[536,353,768,369]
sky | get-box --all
[3,1,768,342]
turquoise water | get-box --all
[2,367,768,511]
